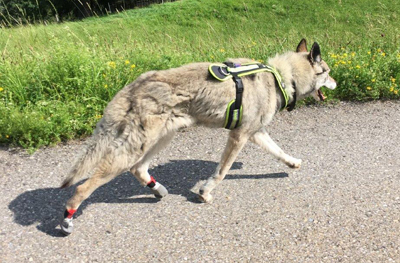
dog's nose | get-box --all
[327,77,337,89]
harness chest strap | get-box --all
[209,62,291,129]
[224,75,243,130]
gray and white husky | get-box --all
[59,39,337,235]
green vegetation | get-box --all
[0,0,161,25]
[0,0,399,150]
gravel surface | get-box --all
[1,101,400,263]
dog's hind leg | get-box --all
[250,128,302,168]
[130,132,175,199]
[60,154,133,235]
[199,130,249,203]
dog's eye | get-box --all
[316,69,327,75]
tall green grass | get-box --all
[0,0,399,150]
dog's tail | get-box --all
[60,132,113,188]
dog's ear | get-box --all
[309,42,322,63]
[296,39,308,52]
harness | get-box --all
[209,62,295,130]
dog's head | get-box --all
[295,39,337,101]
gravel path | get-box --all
[1,101,399,262]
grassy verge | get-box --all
[0,0,399,150]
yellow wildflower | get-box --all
[368,51,371,55]
[381,52,386,57]
[391,77,396,83]
[395,90,398,95]
[390,86,394,92]
[130,64,136,69]
[371,79,376,83]
[377,48,382,53]
[351,52,356,57]
[125,60,130,65]
[6,135,9,138]
[356,65,361,69]
[108,61,116,69]
[343,53,348,58]
[366,86,372,90]
[104,84,108,89]
[220,49,225,53]
[0,87,3,92]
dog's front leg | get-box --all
[199,130,249,203]
[250,128,302,169]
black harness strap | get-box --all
[232,75,244,110]
[211,61,293,129]
[223,62,244,129]
[286,81,297,111]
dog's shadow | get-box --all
[8,159,288,237]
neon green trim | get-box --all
[229,109,239,130]
[224,100,236,128]
[208,64,231,81]
[235,65,288,109]
[224,100,243,129]
[209,64,233,81]
[239,104,243,124]
[269,67,288,109]
[211,62,289,116]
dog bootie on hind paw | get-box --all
[60,208,76,235]
[147,176,168,199]
[60,218,73,235]
[150,182,168,199]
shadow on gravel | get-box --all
[8,159,288,237]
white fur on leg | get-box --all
[199,132,248,203]
[198,193,213,203]
[284,156,302,169]
[198,187,213,203]
[251,129,302,169]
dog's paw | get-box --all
[150,182,168,199]
[60,218,74,236]
[198,190,213,203]
[286,158,302,169]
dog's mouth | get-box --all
[317,89,326,101]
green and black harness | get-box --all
[209,62,296,130]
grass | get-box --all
[0,0,399,150]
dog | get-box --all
[59,39,337,235]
